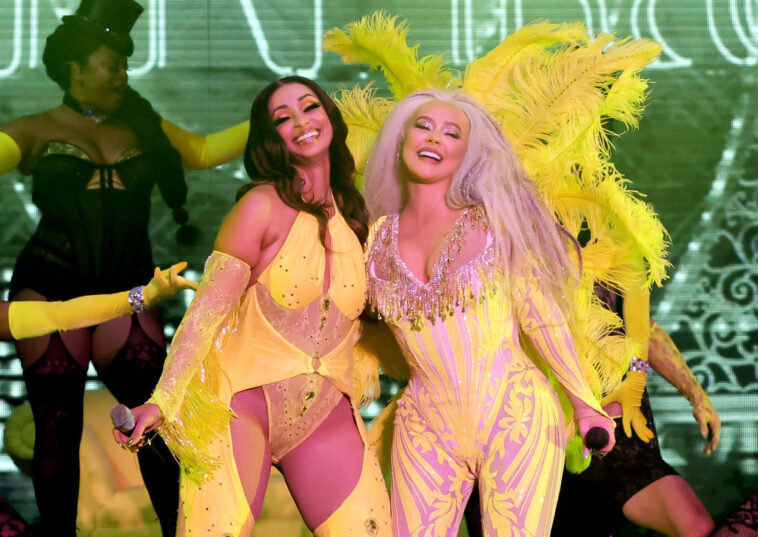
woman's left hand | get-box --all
[601,371,655,443]
[143,261,199,307]
[576,411,616,455]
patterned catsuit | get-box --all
[366,207,605,537]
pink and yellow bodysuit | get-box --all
[366,207,605,537]
[150,208,390,537]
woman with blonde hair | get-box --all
[363,89,614,537]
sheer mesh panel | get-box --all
[255,283,353,358]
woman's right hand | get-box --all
[569,394,616,455]
[112,403,164,452]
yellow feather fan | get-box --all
[463,20,590,109]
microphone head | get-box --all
[110,404,136,432]
[584,426,610,451]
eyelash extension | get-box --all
[305,102,320,111]
[273,117,288,126]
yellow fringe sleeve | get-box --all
[149,251,250,483]
[366,390,403,492]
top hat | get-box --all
[62,0,144,56]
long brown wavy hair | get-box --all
[239,76,368,245]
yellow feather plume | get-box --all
[496,36,660,157]
[323,11,459,99]
[333,83,393,176]
[464,20,589,107]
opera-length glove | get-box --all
[516,271,614,452]
[8,262,197,340]
[601,283,655,442]
[161,120,250,170]
[649,321,721,455]
[0,131,22,175]
[601,369,654,442]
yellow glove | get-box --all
[143,261,199,307]
[601,369,655,442]
[161,120,249,170]
[9,262,197,340]
[0,131,22,175]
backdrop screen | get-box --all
[1,0,756,525]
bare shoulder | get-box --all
[2,108,67,164]
[235,183,282,215]
[3,108,61,133]
[214,183,294,269]
[2,112,48,149]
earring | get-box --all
[459,160,485,202]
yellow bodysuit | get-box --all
[366,208,605,537]
[151,208,390,536]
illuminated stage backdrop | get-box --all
[1,0,757,527]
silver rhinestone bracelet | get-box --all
[627,356,650,375]
[128,286,147,314]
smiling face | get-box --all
[268,82,334,164]
[71,45,128,112]
[401,101,471,187]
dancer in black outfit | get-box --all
[0,1,246,535]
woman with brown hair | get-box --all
[117,76,390,537]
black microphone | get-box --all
[584,426,609,451]
[110,404,136,435]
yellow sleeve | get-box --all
[623,285,650,360]
[7,262,196,340]
[161,119,249,170]
[9,293,131,340]
[0,132,22,175]
[150,251,250,480]
[516,272,605,415]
